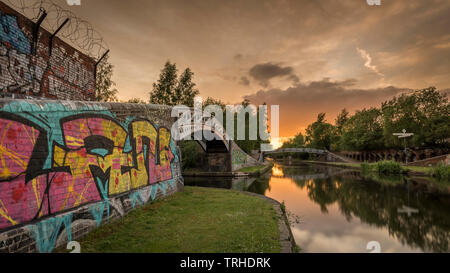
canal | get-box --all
[184,162,450,253]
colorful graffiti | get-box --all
[0,101,179,230]
[0,3,96,100]
[232,148,247,165]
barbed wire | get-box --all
[2,0,108,60]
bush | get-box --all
[179,141,202,170]
[360,162,372,174]
[374,161,404,175]
[431,163,450,181]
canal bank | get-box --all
[183,161,274,177]
[301,160,438,177]
[56,186,296,253]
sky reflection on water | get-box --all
[184,163,450,253]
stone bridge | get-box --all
[176,114,263,172]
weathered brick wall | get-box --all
[0,99,184,253]
[0,1,96,100]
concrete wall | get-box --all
[0,99,183,253]
[231,142,262,171]
[0,2,96,101]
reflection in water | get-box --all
[184,163,450,253]
[272,165,284,177]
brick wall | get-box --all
[0,2,96,101]
[0,99,184,253]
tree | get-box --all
[281,132,305,148]
[175,68,200,107]
[95,55,118,102]
[149,61,199,107]
[382,87,449,148]
[340,108,384,151]
[335,108,349,136]
[300,87,449,152]
[127,98,146,104]
[305,113,337,150]
[203,96,226,111]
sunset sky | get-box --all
[20,0,450,138]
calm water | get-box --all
[184,162,450,253]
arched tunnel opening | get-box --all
[178,138,231,173]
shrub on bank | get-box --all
[361,162,372,174]
[431,163,450,181]
[373,161,404,175]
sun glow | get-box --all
[269,137,292,150]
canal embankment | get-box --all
[183,161,274,177]
[55,186,296,253]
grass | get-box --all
[404,166,433,173]
[307,160,434,175]
[430,163,450,181]
[57,186,280,253]
[304,161,361,168]
[236,164,268,173]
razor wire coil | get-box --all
[2,0,108,60]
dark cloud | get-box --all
[239,76,250,86]
[249,62,299,87]
[244,78,413,137]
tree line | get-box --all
[282,87,449,152]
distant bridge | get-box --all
[261,148,353,163]
[264,148,327,155]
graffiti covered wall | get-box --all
[0,2,96,101]
[231,142,262,171]
[0,98,183,253]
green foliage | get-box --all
[175,68,199,107]
[95,55,118,102]
[203,96,226,111]
[339,108,384,151]
[335,108,349,136]
[360,162,372,174]
[179,141,202,170]
[381,87,450,148]
[281,133,305,148]
[305,113,337,150]
[127,98,146,104]
[280,201,286,214]
[431,163,450,181]
[149,61,200,107]
[306,87,449,152]
[373,161,404,175]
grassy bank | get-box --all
[305,160,434,175]
[58,187,280,253]
[236,163,273,176]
